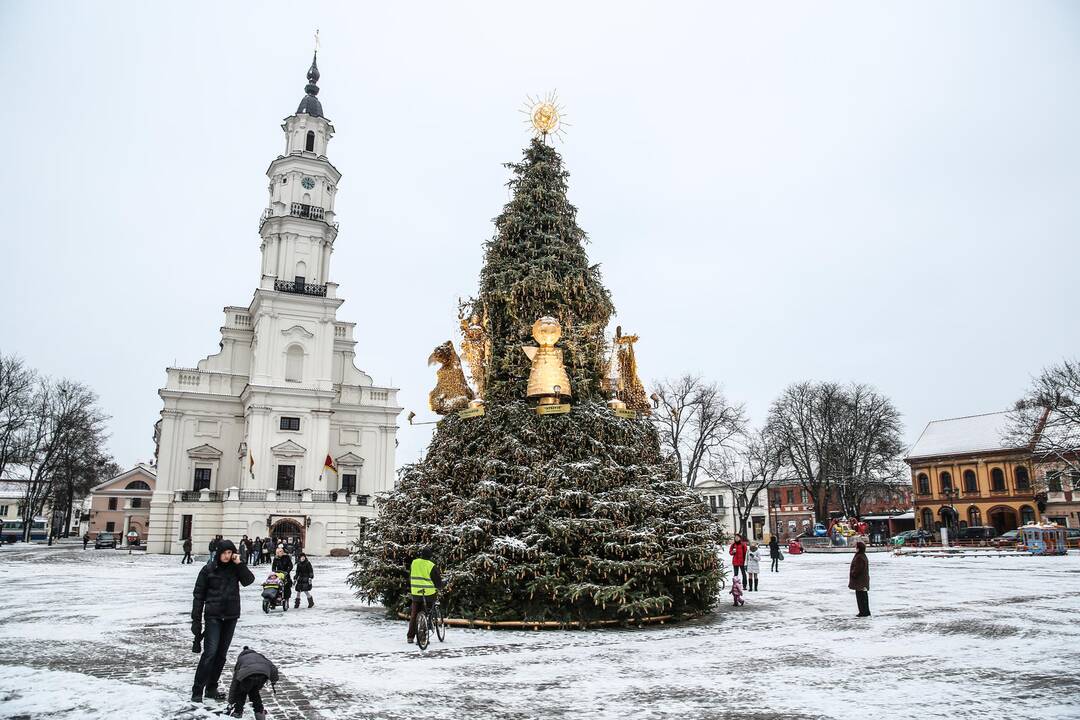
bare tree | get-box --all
[830,384,906,519]
[652,374,747,488]
[766,381,845,522]
[705,427,787,536]
[0,353,36,479]
[1008,357,1080,478]
[767,382,905,522]
[19,378,110,542]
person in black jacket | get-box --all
[182,537,193,564]
[225,646,278,720]
[768,535,781,572]
[271,546,293,605]
[191,539,255,703]
[294,553,314,608]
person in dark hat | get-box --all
[849,540,871,617]
[190,539,255,703]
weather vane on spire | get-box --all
[314,28,321,56]
[521,91,568,143]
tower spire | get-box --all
[296,41,324,118]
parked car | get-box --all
[989,529,1020,548]
[957,526,999,543]
[94,532,117,549]
[890,529,934,546]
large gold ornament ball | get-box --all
[531,103,560,134]
[532,316,562,346]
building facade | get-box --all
[87,464,156,544]
[1036,458,1080,528]
[692,478,770,542]
[906,411,1040,534]
[769,483,816,541]
[147,55,401,556]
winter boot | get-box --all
[754,578,759,591]
[254,713,267,720]
[294,597,301,608]
[308,596,314,608]
[204,686,221,701]
[190,686,203,703]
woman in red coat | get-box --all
[729,534,748,586]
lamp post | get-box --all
[942,487,959,536]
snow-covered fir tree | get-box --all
[348,138,725,624]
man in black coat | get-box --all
[191,539,255,703]
[181,537,193,564]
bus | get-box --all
[0,518,48,544]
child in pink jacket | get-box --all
[730,575,745,606]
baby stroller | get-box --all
[261,572,289,613]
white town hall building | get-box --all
[147,55,401,556]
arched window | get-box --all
[937,472,954,496]
[917,473,930,495]
[125,480,151,491]
[968,506,981,527]
[305,131,315,152]
[990,468,1006,492]
[1019,505,1036,525]
[962,470,978,493]
[921,508,935,530]
[285,345,304,383]
[1014,466,1031,491]
[294,261,307,286]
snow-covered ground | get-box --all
[1,543,1078,720]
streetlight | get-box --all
[942,487,959,537]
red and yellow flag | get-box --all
[323,453,337,473]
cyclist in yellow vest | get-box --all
[407,547,443,644]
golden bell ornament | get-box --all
[522,316,571,405]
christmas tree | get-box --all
[348,128,724,625]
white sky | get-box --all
[1,1,1078,469]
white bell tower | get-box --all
[257,53,341,289]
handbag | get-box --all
[778,551,785,561]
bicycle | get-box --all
[414,593,446,650]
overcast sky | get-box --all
[1,1,1078,469]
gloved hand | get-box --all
[191,619,202,637]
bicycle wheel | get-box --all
[434,604,446,642]
[415,611,430,650]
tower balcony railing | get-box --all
[290,202,325,221]
[274,279,327,297]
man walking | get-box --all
[82,532,90,550]
[191,539,254,703]
[181,536,193,564]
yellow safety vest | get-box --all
[410,558,437,596]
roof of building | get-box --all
[905,411,1028,460]
[295,53,324,119]
[90,463,157,493]
[0,480,28,498]
[1035,410,1080,454]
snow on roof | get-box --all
[906,411,1026,460]
[1035,410,1080,454]
[0,480,28,497]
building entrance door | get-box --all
[270,518,305,552]
[988,507,1019,534]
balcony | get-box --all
[274,279,327,297]
[290,202,325,221]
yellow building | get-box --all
[906,411,1039,534]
